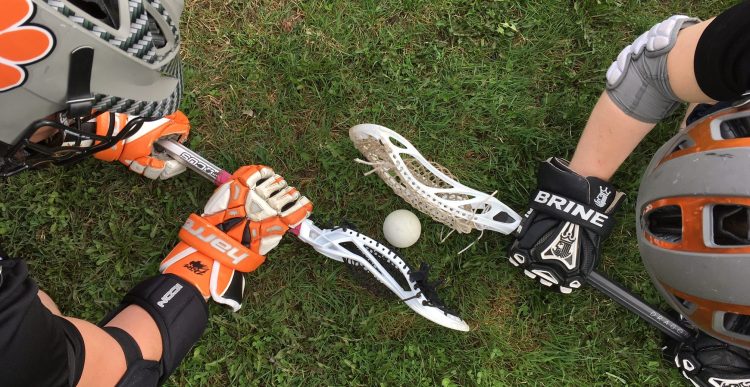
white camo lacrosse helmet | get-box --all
[0,0,184,175]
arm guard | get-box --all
[605,15,700,123]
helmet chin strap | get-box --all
[66,47,95,120]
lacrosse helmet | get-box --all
[0,0,184,175]
[636,99,750,349]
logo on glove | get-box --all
[182,217,249,265]
[185,260,209,275]
[594,186,612,208]
[533,190,609,228]
[541,222,579,269]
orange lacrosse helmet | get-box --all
[636,99,750,349]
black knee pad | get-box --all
[101,274,208,385]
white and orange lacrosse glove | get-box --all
[159,165,313,311]
[94,111,190,179]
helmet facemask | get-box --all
[0,111,151,176]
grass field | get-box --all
[0,0,738,385]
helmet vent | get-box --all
[147,15,167,49]
[718,116,750,139]
[669,138,694,154]
[674,295,696,313]
[713,205,750,246]
[70,0,121,29]
[723,312,750,337]
[644,205,682,243]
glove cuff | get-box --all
[537,157,623,211]
[178,214,265,273]
[528,189,618,235]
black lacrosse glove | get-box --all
[507,158,625,293]
[663,330,750,387]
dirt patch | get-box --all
[281,9,305,33]
[488,284,520,322]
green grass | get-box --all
[0,0,737,385]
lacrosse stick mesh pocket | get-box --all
[354,138,476,233]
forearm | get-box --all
[568,92,655,180]
[569,18,716,180]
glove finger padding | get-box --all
[128,155,187,180]
[94,111,191,179]
[663,329,750,387]
[160,165,313,311]
[255,174,289,199]
[508,158,625,293]
[270,187,312,227]
[199,166,312,259]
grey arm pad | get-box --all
[605,15,700,123]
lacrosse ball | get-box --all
[383,210,421,248]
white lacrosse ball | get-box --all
[383,210,421,248]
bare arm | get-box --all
[569,18,715,180]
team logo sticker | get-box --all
[0,0,55,92]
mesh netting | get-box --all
[353,138,475,233]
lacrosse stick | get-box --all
[349,124,522,235]
[154,138,470,332]
[349,124,691,341]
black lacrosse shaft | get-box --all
[588,270,691,341]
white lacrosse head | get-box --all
[294,220,470,331]
[349,124,521,234]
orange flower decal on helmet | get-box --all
[0,0,55,92]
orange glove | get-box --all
[94,111,190,179]
[160,165,313,311]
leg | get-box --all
[0,259,84,386]
[569,18,711,180]
[66,318,128,387]
[36,292,156,385]
[38,289,62,315]
[666,19,715,103]
[35,290,163,384]
[567,92,654,180]
[1,259,206,387]
[103,305,163,361]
